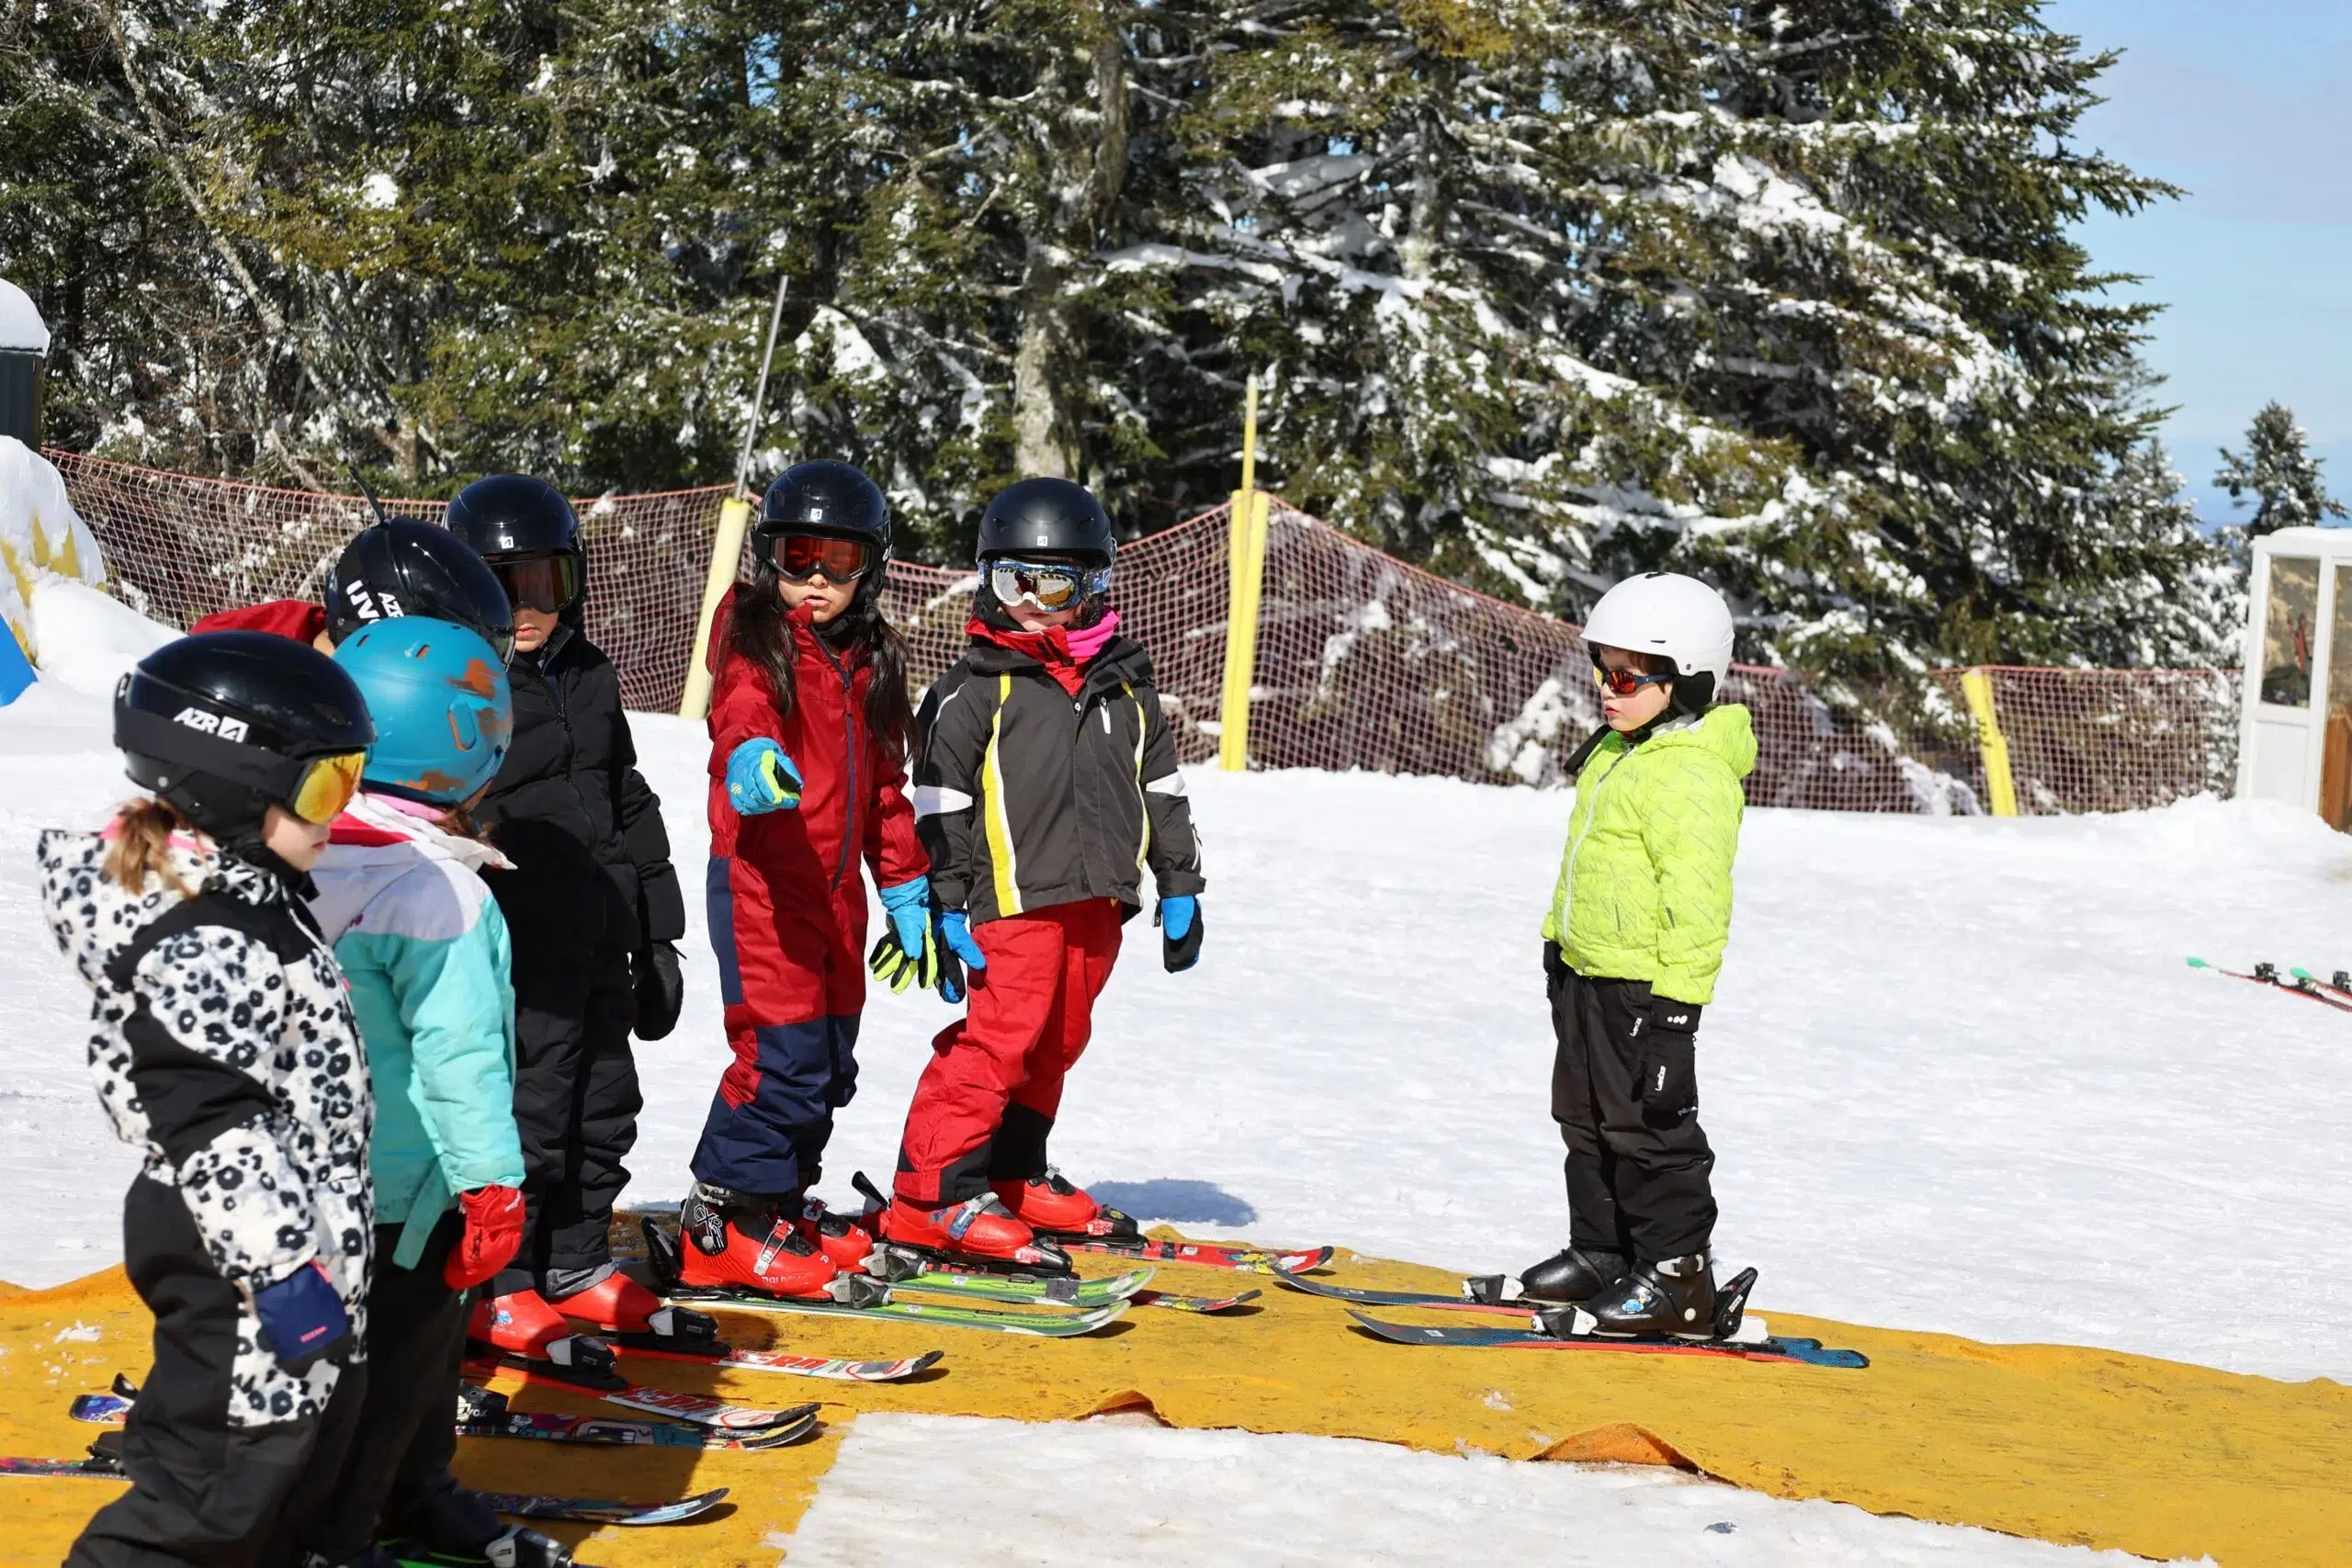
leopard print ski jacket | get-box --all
[37,826,374,1427]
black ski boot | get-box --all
[386,1483,573,1568]
[1578,1252,1716,1337]
[1509,1247,1629,1306]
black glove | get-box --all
[1543,939,1568,987]
[632,940,684,1041]
[1634,998,1700,1123]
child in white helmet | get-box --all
[1516,571,1756,1337]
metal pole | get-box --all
[1219,373,1270,772]
[680,271,791,720]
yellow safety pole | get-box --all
[680,267,791,720]
[1218,375,1271,772]
[1960,667,2019,818]
[677,494,754,721]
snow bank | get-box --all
[27,579,178,698]
[0,435,108,680]
[0,279,45,353]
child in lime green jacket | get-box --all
[1518,572,1755,1340]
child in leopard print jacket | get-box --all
[36,631,377,1568]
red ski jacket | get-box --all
[705,587,925,908]
[191,598,330,646]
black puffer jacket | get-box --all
[477,625,685,948]
[914,629,1204,925]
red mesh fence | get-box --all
[49,451,2241,816]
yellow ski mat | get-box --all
[2,1244,2345,1565]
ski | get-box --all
[2289,966,2352,1005]
[612,1342,944,1382]
[1133,1287,1261,1314]
[0,1454,124,1478]
[459,1359,819,1431]
[1064,1237,1335,1274]
[449,1382,813,1450]
[1344,1308,1869,1368]
[2188,956,2352,1012]
[461,1487,729,1527]
[864,1250,1154,1308]
[70,1393,130,1423]
[668,1285,1129,1337]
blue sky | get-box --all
[2044,1,2352,521]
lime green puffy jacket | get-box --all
[1540,705,1757,1005]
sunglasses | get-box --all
[765,533,873,584]
[288,750,369,824]
[987,558,1112,613]
[1592,663,1675,698]
[491,554,581,616]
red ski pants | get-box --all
[894,898,1123,1206]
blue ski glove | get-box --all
[869,879,941,995]
[1158,895,1202,973]
[935,909,988,1004]
[725,739,802,816]
[252,1258,353,1373]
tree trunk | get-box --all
[1012,240,1076,479]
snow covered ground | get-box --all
[3,603,2330,1564]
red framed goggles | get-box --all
[1592,662,1675,697]
[763,533,874,584]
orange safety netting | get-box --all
[49,452,2241,817]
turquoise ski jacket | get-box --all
[309,792,525,1269]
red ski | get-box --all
[2188,957,2352,1012]
[1064,1238,1334,1274]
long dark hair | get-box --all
[729,564,917,761]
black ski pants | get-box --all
[302,1216,478,1562]
[69,1178,368,1568]
[488,857,641,1292]
[1546,946,1717,1261]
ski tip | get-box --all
[2187,955,2212,969]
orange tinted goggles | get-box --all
[288,750,368,824]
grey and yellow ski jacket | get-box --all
[913,632,1204,925]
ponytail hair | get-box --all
[727,565,918,764]
[103,797,200,900]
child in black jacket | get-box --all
[446,476,689,1365]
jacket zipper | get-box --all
[536,642,592,827]
[1560,742,1624,915]
[810,627,857,892]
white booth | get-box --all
[2238,527,2352,829]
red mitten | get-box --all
[444,1185,526,1290]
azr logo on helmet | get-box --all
[171,705,248,742]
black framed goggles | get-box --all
[986,557,1112,612]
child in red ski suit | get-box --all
[882,477,1205,1268]
[677,461,929,1297]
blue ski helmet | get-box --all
[333,617,514,806]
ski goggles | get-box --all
[287,750,370,824]
[1592,662,1675,698]
[986,557,1113,613]
[763,532,874,584]
[489,553,581,615]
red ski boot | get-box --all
[467,1289,616,1381]
[676,1209,840,1300]
[547,1269,721,1349]
[991,1168,1141,1241]
[797,1197,876,1271]
[879,1192,1070,1272]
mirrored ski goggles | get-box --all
[763,533,874,584]
[287,750,369,825]
[986,557,1112,612]
[489,553,580,615]
[1592,661,1675,698]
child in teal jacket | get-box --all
[1519,572,1755,1340]
[300,617,543,1566]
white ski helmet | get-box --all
[1581,571,1736,711]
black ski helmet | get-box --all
[754,461,892,599]
[323,517,515,660]
[447,474,587,624]
[116,631,376,840]
[976,478,1116,567]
